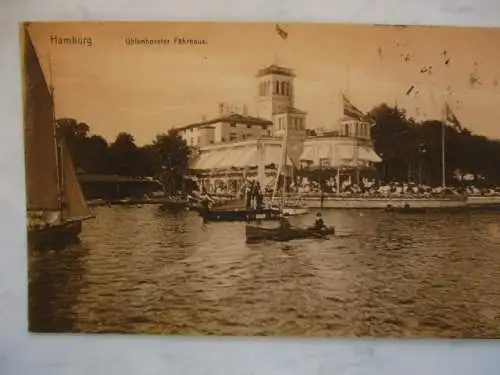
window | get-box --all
[246,124,251,129]
[275,81,279,94]
[344,124,349,136]
[230,123,236,127]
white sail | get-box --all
[61,137,92,221]
[22,25,61,212]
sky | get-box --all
[26,22,500,145]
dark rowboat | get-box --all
[200,208,281,222]
[160,199,188,211]
[245,224,335,243]
[384,204,426,214]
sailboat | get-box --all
[245,125,335,243]
[269,123,308,216]
[23,25,93,250]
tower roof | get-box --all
[256,64,296,78]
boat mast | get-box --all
[48,53,64,216]
[271,120,288,211]
[337,91,342,196]
[441,102,446,188]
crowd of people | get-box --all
[193,175,500,200]
[239,180,265,209]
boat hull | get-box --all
[246,225,335,243]
[298,196,467,209]
[282,207,308,216]
[160,200,188,211]
[28,221,82,250]
[466,196,500,209]
[200,209,281,222]
[385,206,427,214]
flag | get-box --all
[444,102,463,133]
[275,24,288,40]
[341,94,366,121]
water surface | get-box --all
[28,205,500,338]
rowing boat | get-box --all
[199,208,281,222]
[245,223,335,243]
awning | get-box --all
[317,144,332,159]
[336,144,354,161]
[299,145,315,161]
[232,147,258,168]
[297,142,381,167]
[190,152,212,170]
[364,148,382,163]
[203,150,228,169]
[300,144,352,165]
[265,146,293,166]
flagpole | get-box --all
[441,103,446,188]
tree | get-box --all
[147,129,190,195]
[56,118,110,174]
[108,132,143,176]
[368,103,500,186]
[369,104,419,182]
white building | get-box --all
[177,64,381,194]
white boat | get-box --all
[23,25,93,250]
[281,204,308,216]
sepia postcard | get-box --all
[23,21,500,338]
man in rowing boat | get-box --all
[279,216,292,231]
[313,212,326,230]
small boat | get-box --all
[279,204,308,216]
[24,26,93,250]
[199,208,281,222]
[160,198,188,211]
[384,204,426,214]
[245,223,335,243]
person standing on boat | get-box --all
[245,181,252,210]
[255,182,263,210]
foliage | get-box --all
[148,129,192,195]
[57,104,500,189]
[370,104,500,186]
[55,119,191,192]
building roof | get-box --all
[340,115,373,123]
[274,106,307,115]
[178,113,273,131]
[256,64,296,78]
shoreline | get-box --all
[85,194,500,209]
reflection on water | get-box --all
[28,205,500,338]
